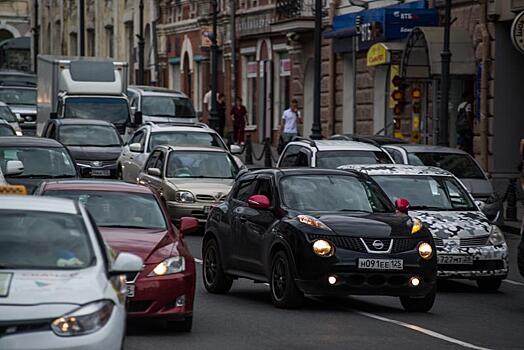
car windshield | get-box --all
[167,151,238,178]
[316,150,392,168]
[44,191,167,230]
[59,125,122,147]
[372,175,477,211]
[279,174,394,213]
[0,147,77,178]
[149,131,225,151]
[0,106,17,122]
[0,210,94,270]
[0,125,15,136]
[408,152,485,179]
[142,96,196,118]
[64,97,130,125]
[0,88,36,105]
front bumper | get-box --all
[0,305,125,350]
[126,265,195,321]
[77,162,118,179]
[166,201,218,223]
[436,244,508,279]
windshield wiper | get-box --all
[150,114,176,118]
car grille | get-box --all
[0,320,50,337]
[77,160,117,167]
[307,234,420,253]
[127,300,153,313]
[433,235,489,248]
[19,114,36,122]
[196,194,226,202]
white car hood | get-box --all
[0,267,107,320]
[411,210,491,239]
[168,178,234,194]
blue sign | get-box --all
[331,0,438,52]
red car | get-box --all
[36,179,197,331]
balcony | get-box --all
[271,0,317,33]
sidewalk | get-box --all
[238,142,279,168]
[502,201,523,235]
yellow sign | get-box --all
[389,65,400,108]
[0,185,27,195]
[367,43,390,67]
[412,115,421,129]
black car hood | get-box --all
[67,146,122,161]
[313,212,412,238]
[6,177,76,194]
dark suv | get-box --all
[203,168,437,311]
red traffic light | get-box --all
[411,88,422,100]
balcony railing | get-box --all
[275,0,315,20]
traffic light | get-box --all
[410,86,423,143]
[391,75,404,118]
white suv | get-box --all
[118,122,242,182]
[277,139,393,168]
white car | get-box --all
[0,196,143,350]
[341,164,508,291]
[0,102,23,135]
[118,122,242,182]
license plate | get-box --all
[358,258,403,270]
[126,284,135,298]
[203,205,212,214]
[91,169,110,177]
[437,255,473,265]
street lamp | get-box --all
[79,0,85,56]
[208,0,220,133]
[32,0,39,72]
[438,0,452,146]
[310,0,323,139]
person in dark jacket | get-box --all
[230,97,247,144]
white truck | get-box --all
[36,55,139,136]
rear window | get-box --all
[408,152,485,179]
[316,150,392,168]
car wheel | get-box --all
[167,316,192,332]
[203,239,233,294]
[400,286,436,312]
[270,251,303,309]
[476,277,503,291]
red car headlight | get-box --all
[148,256,185,276]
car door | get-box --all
[148,150,166,195]
[138,150,161,187]
[122,129,146,182]
[237,176,279,276]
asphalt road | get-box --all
[125,232,524,350]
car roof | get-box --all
[146,123,213,133]
[339,164,454,177]
[386,144,469,155]
[0,136,64,147]
[41,179,155,194]
[156,144,227,152]
[0,196,79,215]
[53,119,115,127]
[245,167,362,178]
[290,140,382,152]
[128,86,187,97]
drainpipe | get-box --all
[479,0,490,170]
[329,0,339,135]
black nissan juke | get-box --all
[203,168,437,312]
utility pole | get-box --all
[310,0,323,139]
[79,0,85,56]
[33,0,39,72]
[438,0,452,146]
[230,0,237,103]
[137,0,145,85]
[209,0,220,133]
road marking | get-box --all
[355,311,492,350]
[194,258,203,264]
[504,279,524,286]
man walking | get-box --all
[456,91,474,155]
[280,99,303,144]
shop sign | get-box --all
[511,11,524,54]
[247,62,258,78]
[367,43,390,66]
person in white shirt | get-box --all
[280,99,303,144]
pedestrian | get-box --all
[280,98,303,145]
[456,91,474,155]
[203,85,213,121]
[230,97,247,144]
[216,93,226,137]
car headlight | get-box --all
[312,239,335,257]
[489,225,505,246]
[148,256,186,276]
[297,215,331,231]
[418,242,433,259]
[411,218,422,234]
[51,300,114,337]
[175,191,195,203]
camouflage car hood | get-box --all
[411,210,491,239]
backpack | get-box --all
[456,104,470,133]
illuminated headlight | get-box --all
[312,239,335,257]
[149,256,186,276]
[15,129,23,136]
[297,215,331,231]
[175,191,195,203]
[411,218,422,234]
[51,300,114,336]
[418,242,433,260]
[489,225,505,246]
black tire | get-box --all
[116,165,123,181]
[168,316,192,332]
[476,277,503,292]
[203,239,233,294]
[400,286,436,312]
[270,251,304,309]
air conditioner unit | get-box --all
[488,0,516,21]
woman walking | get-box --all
[230,97,247,144]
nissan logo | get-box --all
[372,240,385,250]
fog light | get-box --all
[175,295,186,307]
[328,275,337,285]
[409,276,421,287]
[418,242,433,260]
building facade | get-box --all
[0,0,32,71]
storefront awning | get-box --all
[401,27,476,79]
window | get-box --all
[155,151,165,173]
[316,150,393,168]
[149,131,225,152]
[254,178,273,206]
[106,26,114,57]
[59,125,121,147]
[280,145,300,167]
[408,152,485,179]
[87,28,95,56]
[244,57,257,126]
[279,53,290,125]
[145,151,162,171]
[234,179,257,202]
[296,150,310,167]
[69,32,78,56]
[129,130,145,147]
[0,147,77,178]
[385,148,404,164]
[166,151,238,179]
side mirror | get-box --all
[248,194,271,210]
[395,198,410,214]
[147,167,161,177]
[5,160,24,176]
[179,217,199,237]
[109,252,143,276]
[475,200,486,210]
[230,144,242,155]
[50,112,58,119]
[134,111,143,125]
[129,142,143,153]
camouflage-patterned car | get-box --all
[340,164,508,291]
